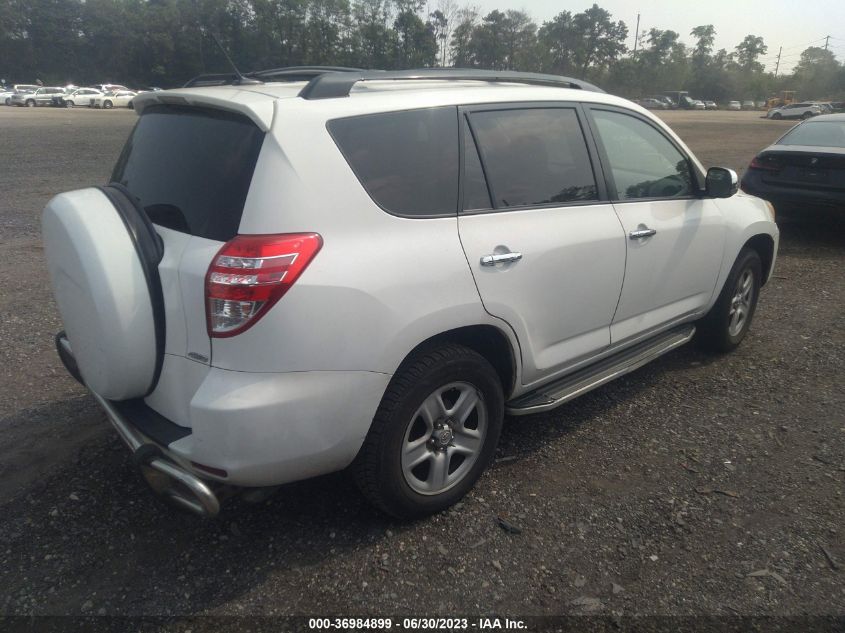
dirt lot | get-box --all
[0,107,843,621]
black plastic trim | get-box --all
[55,331,84,385]
[96,184,166,397]
[111,399,192,446]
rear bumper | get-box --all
[56,332,390,510]
[741,172,845,210]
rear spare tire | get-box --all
[42,185,165,400]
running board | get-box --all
[506,325,696,416]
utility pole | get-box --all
[774,46,782,78]
[824,35,830,50]
[633,13,640,54]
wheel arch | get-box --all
[743,233,775,284]
[398,325,518,399]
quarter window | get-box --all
[329,107,459,216]
[468,108,598,208]
[591,109,693,200]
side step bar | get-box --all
[506,325,696,416]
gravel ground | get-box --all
[0,107,842,620]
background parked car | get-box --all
[637,98,666,110]
[91,83,128,94]
[741,113,845,214]
[649,95,675,109]
[0,87,15,105]
[756,101,767,110]
[692,100,706,110]
[766,103,822,120]
[704,100,718,110]
[56,88,103,107]
[727,100,741,111]
[11,86,65,107]
[741,100,756,110]
[91,90,137,109]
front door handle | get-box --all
[629,227,657,239]
[481,252,523,266]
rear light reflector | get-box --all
[205,233,322,337]
[749,156,781,171]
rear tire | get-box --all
[103,100,113,109]
[66,100,74,108]
[26,99,35,107]
[354,344,504,519]
[695,247,762,353]
[801,111,812,120]
[772,112,782,120]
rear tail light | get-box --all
[205,233,322,337]
[748,155,781,171]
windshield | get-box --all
[780,121,845,148]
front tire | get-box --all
[696,247,762,353]
[25,99,35,108]
[66,100,74,108]
[354,344,504,519]
[801,111,812,120]
[771,112,782,120]
[103,100,113,109]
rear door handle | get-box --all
[629,228,657,239]
[481,252,523,266]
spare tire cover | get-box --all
[42,187,164,400]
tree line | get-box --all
[1,0,843,100]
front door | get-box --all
[586,106,725,343]
[457,105,626,385]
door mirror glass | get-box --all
[705,167,738,198]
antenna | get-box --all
[207,31,261,85]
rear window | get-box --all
[111,105,265,241]
[779,121,845,148]
[328,107,459,217]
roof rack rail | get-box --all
[183,73,262,88]
[298,68,605,100]
[250,66,362,81]
[184,66,361,89]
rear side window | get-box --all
[468,108,598,208]
[111,105,265,241]
[328,107,459,216]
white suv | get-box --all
[43,69,779,518]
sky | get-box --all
[457,0,845,73]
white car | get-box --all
[0,87,14,105]
[767,102,822,120]
[43,69,779,519]
[727,101,741,111]
[60,88,104,107]
[91,90,137,109]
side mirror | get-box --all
[705,167,738,198]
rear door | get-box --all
[110,105,266,364]
[457,104,626,385]
[585,106,725,343]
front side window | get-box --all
[468,108,598,208]
[328,107,459,217]
[591,109,693,200]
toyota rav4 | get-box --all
[43,68,779,518]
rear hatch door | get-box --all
[111,104,266,365]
